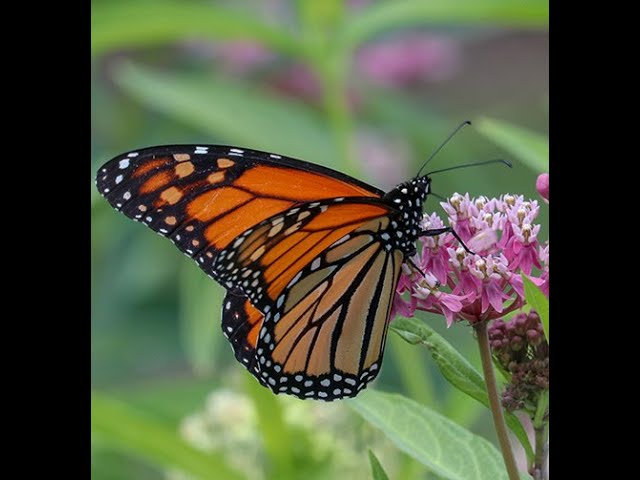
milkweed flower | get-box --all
[391,191,548,326]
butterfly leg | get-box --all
[407,257,426,277]
[421,227,476,255]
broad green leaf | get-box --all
[349,390,508,480]
[476,117,548,172]
[91,0,305,58]
[113,62,339,169]
[392,317,487,402]
[179,262,225,376]
[91,391,243,480]
[368,450,390,480]
[522,276,549,342]
[343,0,548,49]
[391,316,534,463]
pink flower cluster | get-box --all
[392,193,549,326]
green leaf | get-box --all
[179,262,225,376]
[343,0,548,48]
[368,450,390,480]
[91,391,243,480]
[391,316,534,463]
[91,0,305,58]
[475,117,549,172]
[349,390,509,480]
[392,317,487,403]
[113,62,340,169]
[522,276,549,342]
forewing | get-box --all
[95,145,383,273]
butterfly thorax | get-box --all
[382,175,431,257]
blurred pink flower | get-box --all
[356,34,459,87]
[215,40,274,75]
[268,64,324,104]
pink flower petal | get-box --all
[485,282,506,313]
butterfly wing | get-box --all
[213,198,404,400]
[96,145,402,401]
[222,291,264,371]
[95,145,383,266]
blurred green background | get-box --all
[91,1,548,479]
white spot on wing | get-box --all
[118,159,130,169]
[289,271,302,286]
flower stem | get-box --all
[532,391,549,479]
[474,321,520,480]
[532,425,547,480]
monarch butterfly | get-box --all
[95,126,500,401]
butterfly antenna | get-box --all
[426,158,512,176]
[416,120,472,177]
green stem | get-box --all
[314,50,357,177]
[532,391,549,480]
[474,321,520,480]
[532,425,546,480]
